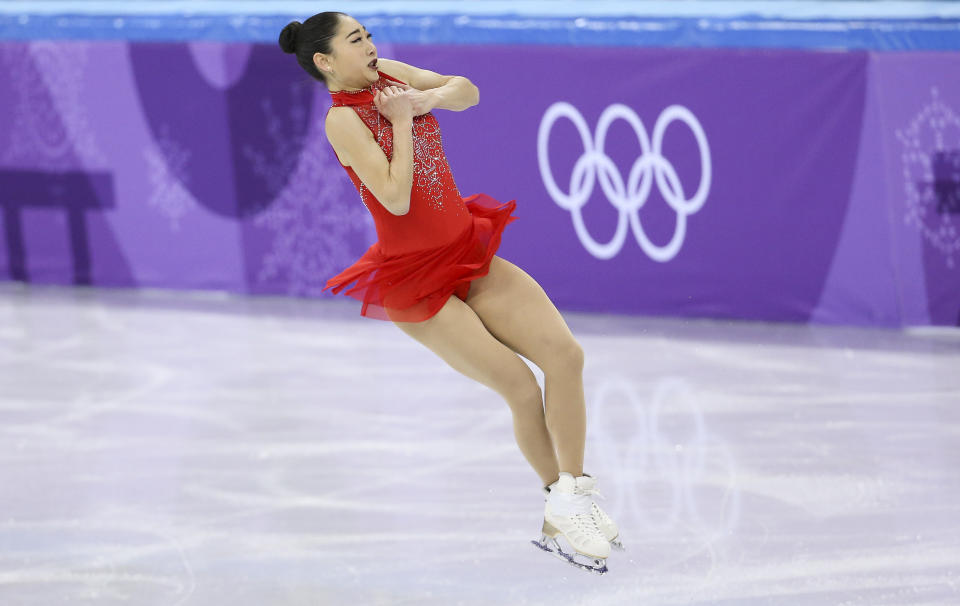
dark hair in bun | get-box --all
[278,12,347,86]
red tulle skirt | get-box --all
[322,193,518,322]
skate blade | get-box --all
[531,535,608,575]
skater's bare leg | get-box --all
[391,295,560,487]
[465,255,586,482]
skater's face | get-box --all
[314,15,379,92]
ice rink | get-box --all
[1,282,957,604]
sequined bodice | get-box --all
[326,71,471,256]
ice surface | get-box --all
[0,282,958,605]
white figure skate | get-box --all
[542,472,623,550]
[532,472,610,574]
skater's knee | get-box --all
[500,371,543,413]
[543,338,584,376]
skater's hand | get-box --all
[374,82,430,122]
[373,84,414,123]
[395,83,435,116]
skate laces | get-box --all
[550,485,600,518]
[582,486,605,501]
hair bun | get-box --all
[278,21,302,54]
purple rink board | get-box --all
[0,41,957,327]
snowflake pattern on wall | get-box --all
[0,41,106,167]
[895,86,960,268]
[251,97,374,297]
[242,89,306,204]
[143,122,198,231]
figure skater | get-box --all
[279,11,622,574]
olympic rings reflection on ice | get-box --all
[586,374,740,540]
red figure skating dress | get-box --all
[321,70,518,322]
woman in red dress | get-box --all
[279,12,620,572]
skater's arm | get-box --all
[423,77,478,112]
[377,58,478,112]
[325,107,414,216]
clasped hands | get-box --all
[373,82,435,123]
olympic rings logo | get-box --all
[537,102,712,261]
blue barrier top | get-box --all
[1,1,960,50]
